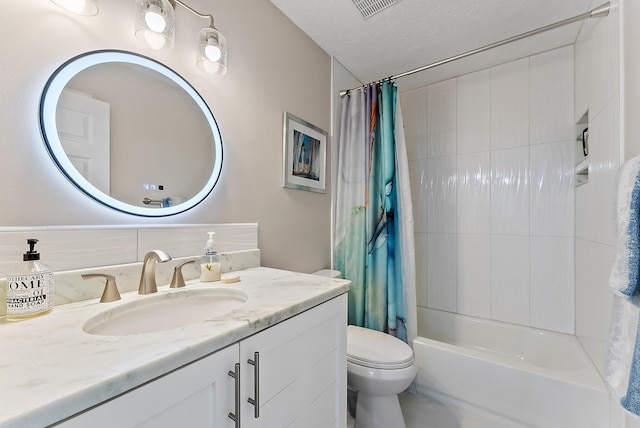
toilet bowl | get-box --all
[347,325,417,428]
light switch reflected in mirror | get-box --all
[39,50,223,217]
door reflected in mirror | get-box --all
[40,50,223,217]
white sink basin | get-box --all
[83,287,248,336]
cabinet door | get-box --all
[240,294,347,428]
[55,344,239,428]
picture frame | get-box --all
[282,112,327,193]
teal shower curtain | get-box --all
[335,81,416,343]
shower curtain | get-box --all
[335,81,417,344]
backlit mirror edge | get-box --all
[39,50,224,217]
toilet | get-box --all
[347,325,416,428]
[312,269,417,428]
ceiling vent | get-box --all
[351,0,399,19]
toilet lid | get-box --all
[347,325,414,369]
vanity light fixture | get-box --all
[51,0,227,76]
[51,0,98,16]
[135,0,228,75]
[196,25,227,76]
[135,0,175,50]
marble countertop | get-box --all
[0,267,350,428]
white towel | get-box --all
[606,155,640,415]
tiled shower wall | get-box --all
[401,45,576,334]
[574,0,620,379]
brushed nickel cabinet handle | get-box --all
[228,363,241,427]
[247,352,260,418]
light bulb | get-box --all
[205,45,222,62]
[145,5,166,33]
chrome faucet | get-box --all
[138,250,172,295]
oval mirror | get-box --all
[39,50,223,217]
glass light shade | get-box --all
[51,0,98,16]
[197,27,227,76]
[135,0,175,50]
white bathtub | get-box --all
[413,308,610,428]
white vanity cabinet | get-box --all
[55,344,240,428]
[240,293,347,428]
[55,294,347,428]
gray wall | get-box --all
[0,0,332,273]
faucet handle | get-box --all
[82,273,121,303]
[170,259,197,289]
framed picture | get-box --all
[282,112,327,193]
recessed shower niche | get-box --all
[575,110,589,187]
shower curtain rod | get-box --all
[339,2,610,97]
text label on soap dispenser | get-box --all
[6,272,54,315]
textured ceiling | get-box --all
[270,0,601,91]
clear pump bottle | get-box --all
[199,232,221,282]
[5,239,54,320]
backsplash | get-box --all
[0,223,258,277]
[0,223,260,317]
[0,249,260,317]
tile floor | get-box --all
[398,391,514,428]
[348,391,515,428]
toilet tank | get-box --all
[311,269,342,279]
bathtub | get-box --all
[413,308,610,428]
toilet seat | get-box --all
[347,325,414,370]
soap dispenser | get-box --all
[5,239,54,320]
[199,232,221,282]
